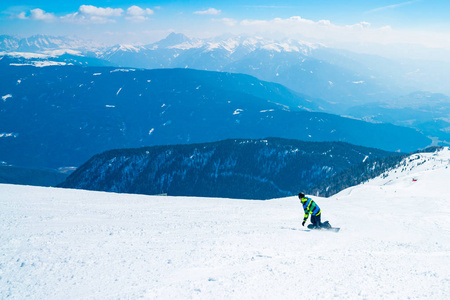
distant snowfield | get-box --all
[10,61,68,67]
[1,149,449,299]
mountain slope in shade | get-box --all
[1,33,400,108]
[1,148,449,298]
[59,138,399,199]
[346,91,450,144]
[0,65,431,169]
[0,165,69,187]
[100,33,395,107]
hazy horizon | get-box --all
[1,1,450,62]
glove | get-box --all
[302,221,305,226]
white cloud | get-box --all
[61,13,114,24]
[29,8,56,22]
[16,12,28,20]
[239,16,381,43]
[234,15,450,52]
[126,5,154,22]
[16,5,156,24]
[216,18,238,27]
[78,5,123,17]
[194,8,221,15]
[127,6,154,16]
[61,5,124,24]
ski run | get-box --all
[1,148,449,299]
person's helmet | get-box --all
[298,192,305,199]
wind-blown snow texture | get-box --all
[1,148,449,299]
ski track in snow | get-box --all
[1,149,450,299]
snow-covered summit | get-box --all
[0,35,19,52]
[336,147,450,199]
[0,34,102,53]
[17,34,98,52]
[101,44,146,58]
[154,32,193,48]
[1,33,324,70]
[145,33,323,55]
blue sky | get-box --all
[1,0,450,53]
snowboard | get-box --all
[307,221,340,232]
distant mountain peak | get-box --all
[166,32,189,40]
[143,33,323,54]
[154,32,192,48]
[0,34,101,53]
[109,44,145,53]
[0,35,19,52]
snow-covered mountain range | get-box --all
[0,34,111,67]
[0,33,320,57]
[1,147,448,299]
[2,33,449,143]
[0,34,100,52]
[0,33,435,106]
[3,33,450,98]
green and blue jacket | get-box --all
[301,197,321,222]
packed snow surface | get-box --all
[1,148,449,299]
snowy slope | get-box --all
[1,148,449,299]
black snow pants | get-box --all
[311,214,322,227]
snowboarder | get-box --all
[298,192,322,228]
